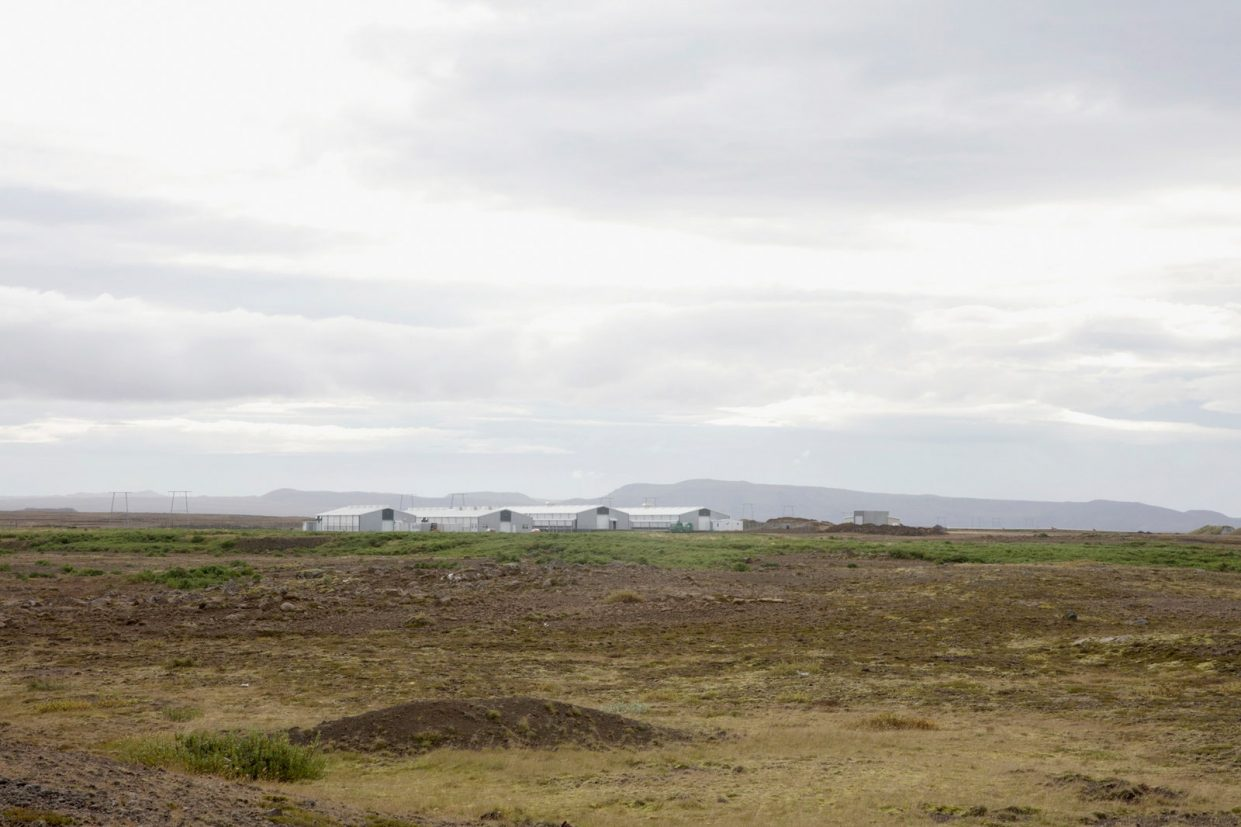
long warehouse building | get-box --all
[305,503,741,533]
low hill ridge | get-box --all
[0,479,1235,532]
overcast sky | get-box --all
[1,1,1239,513]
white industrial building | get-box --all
[622,506,738,531]
[303,503,742,533]
[405,507,533,533]
[516,505,631,532]
[306,505,420,533]
[854,510,901,526]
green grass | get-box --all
[844,537,1241,568]
[131,560,258,589]
[115,731,325,781]
[2,527,1239,572]
[162,705,203,722]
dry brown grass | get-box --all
[856,712,939,731]
[5,534,1241,825]
[603,589,645,604]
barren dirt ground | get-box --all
[3,530,1241,825]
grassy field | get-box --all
[2,527,1241,825]
[5,525,1241,569]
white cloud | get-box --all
[0,418,98,444]
[1,2,1240,509]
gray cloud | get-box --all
[352,1,1241,228]
[4,286,1237,439]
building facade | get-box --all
[405,507,533,533]
[304,503,738,532]
[621,506,736,531]
[308,505,420,532]
[515,505,631,532]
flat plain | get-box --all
[2,527,1241,826]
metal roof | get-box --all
[316,504,404,517]
[619,506,713,516]
[510,504,606,515]
[407,508,504,520]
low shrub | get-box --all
[858,713,939,731]
[162,706,203,722]
[604,589,645,604]
[35,699,92,714]
[131,561,257,590]
[25,677,66,691]
[117,731,325,781]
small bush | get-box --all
[35,699,92,714]
[166,656,196,669]
[604,589,645,604]
[858,713,939,731]
[26,677,66,691]
[117,731,325,781]
[163,706,203,722]
[403,613,432,629]
[131,561,257,590]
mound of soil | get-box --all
[291,697,678,754]
[229,535,333,552]
[1053,773,1185,804]
[824,522,947,536]
[751,517,947,536]
[0,735,421,827]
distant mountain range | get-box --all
[1,479,1236,533]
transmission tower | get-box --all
[109,491,132,527]
[169,490,191,526]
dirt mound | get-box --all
[1053,773,1185,804]
[825,522,947,536]
[229,535,333,552]
[751,517,947,536]
[1191,524,1236,536]
[1085,813,1241,826]
[756,517,831,533]
[291,697,678,754]
[0,735,433,827]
